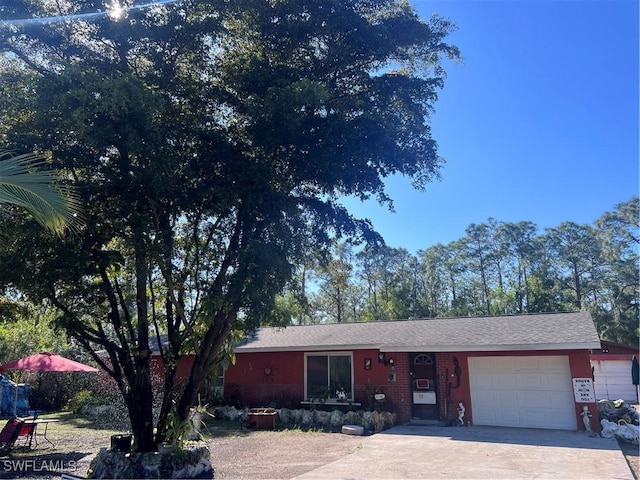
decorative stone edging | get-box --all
[212,405,396,432]
[87,443,213,479]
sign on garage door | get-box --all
[469,356,577,430]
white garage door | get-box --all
[592,359,638,403]
[469,356,577,430]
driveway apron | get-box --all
[295,424,634,480]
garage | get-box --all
[592,358,638,403]
[469,355,577,430]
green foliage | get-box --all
[65,390,100,414]
[164,407,193,449]
[0,308,71,364]
[0,0,459,452]
[0,150,84,238]
[277,198,639,346]
[310,386,332,404]
[0,307,98,411]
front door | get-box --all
[410,353,438,420]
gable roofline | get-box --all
[235,311,601,353]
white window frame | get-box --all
[209,363,225,399]
[304,352,354,402]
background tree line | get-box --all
[276,197,639,346]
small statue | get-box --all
[457,401,465,426]
[581,405,592,433]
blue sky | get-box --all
[342,0,639,254]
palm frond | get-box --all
[0,150,84,235]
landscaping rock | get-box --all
[300,409,314,425]
[343,410,361,425]
[211,405,395,432]
[330,409,344,427]
[314,410,330,426]
[87,443,213,479]
[597,399,640,425]
[212,406,244,422]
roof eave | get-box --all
[235,341,601,354]
[382,341,602,352]
[236,343,381,353]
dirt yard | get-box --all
[0,413,364,480]
[0,412,637,479]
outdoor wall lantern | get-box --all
[364,358,372,370]
[378,352,394,367]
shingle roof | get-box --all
[235,312,600,353]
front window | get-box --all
[209,363,225,399]
[305,353,353,401]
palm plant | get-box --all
[0,150,83,235]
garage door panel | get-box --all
[517,374,543,389]
[525,411,547,424]
[496,390,519,405]
[472,389,494,404]
[527,391,551,405]
[546,390,574,404]
[516,356,545,372]
[545,411,576,425]
[500,409,521,426]
[469,356,577,430]
[592,359,638,402]
[493,375,518,388]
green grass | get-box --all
[38,411,128,433]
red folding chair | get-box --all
[0,418,25,455]
[16,418,36,448]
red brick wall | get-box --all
[435,352,471,424]
[149,355,194,384]
[224,348,596,430]
[224,351,304,407]
[568,349,600,432]
[378,352,412,423]
[437,349,599,432]
[225,349,411,419]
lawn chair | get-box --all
[15,416,37,448]
[0,417,26,455]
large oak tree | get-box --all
[0,0,458,450]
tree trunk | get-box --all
[126,367,155,451]
[479,257,491,315]
[130,222,155,451]
[573,261,582,308]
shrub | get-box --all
[66,389,100,413]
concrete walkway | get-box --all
[295,424,634,480]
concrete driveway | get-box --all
[295,424,634,480]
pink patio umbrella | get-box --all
[0,352,98,373]
[0,352,98,415]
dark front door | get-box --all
[410,353,438,420]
